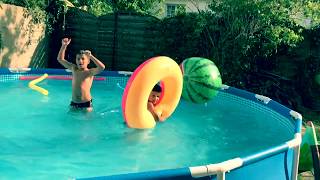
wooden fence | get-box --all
[57,8,159,71]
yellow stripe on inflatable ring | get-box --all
[28,73,49,96]
[122,56,183,129]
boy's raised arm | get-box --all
[85,51,105,75]
[147,103,165,122]
[57,38,75,70]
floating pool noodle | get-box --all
[20,76,106,81]
[28,73,49,96]
[122,56,183,129]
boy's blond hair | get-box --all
[77,50,90,59]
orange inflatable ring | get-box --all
[121,56,183,129]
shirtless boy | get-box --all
[57,38,105,112]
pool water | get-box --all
[0,77,294,179]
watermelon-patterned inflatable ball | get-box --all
[180,57,222,103]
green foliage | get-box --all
[86,0,112,16]
[150,0,320,88]
[65,0,164,16]
[207,0,320,86]
[0,0,165,34]
[65,0,113,16]
[115,0,164,15]
[1,0,55,41]
[209,0,301,58]
[291,1,320,29]
[150,13,207,63]
[176,4,186,16]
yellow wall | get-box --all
[0,4,48,68]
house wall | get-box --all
[166,0,210,12]
[0,4,48,68]
[155,0,211,18]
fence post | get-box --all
[111,12,118,70]
[111,0,118,70]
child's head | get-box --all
[148,84,162,105]
[76,50,90,69]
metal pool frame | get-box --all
[0,68,302,180]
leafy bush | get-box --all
[151,0,320,88]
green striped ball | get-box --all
[180,57,222,104]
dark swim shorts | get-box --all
[70,99,93,108]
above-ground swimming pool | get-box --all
[0,68,301,180]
